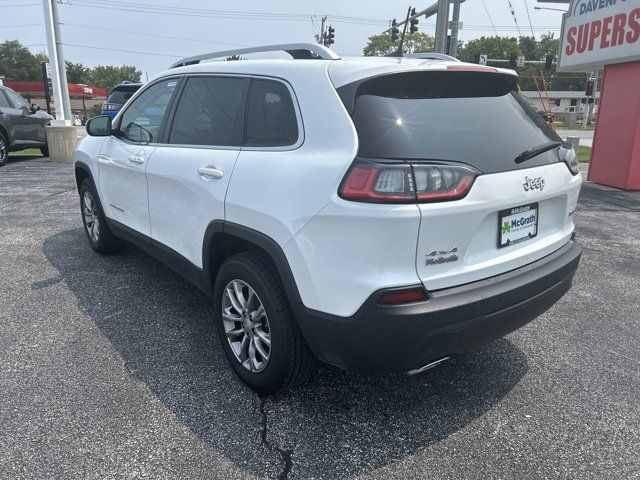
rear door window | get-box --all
[168,76,248,147]
[107,89,138,106]
[245,79,299,147]
[340,71,561,174]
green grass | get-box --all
[578,146,591,163]
[554,122,595,131]
[9,148,43,157]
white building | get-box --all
[522,90,600,116]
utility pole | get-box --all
[318,16,327,45]
[583,72,598,128]
[434,0,451,54]
[395,7,412,56]
[42,0,71,122]
[382,2,439,34]
[449,0,461,57]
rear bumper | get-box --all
[293,240,581,373]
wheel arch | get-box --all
[74,161,94,192]
[202,221,303,305]
[0,123,10,146]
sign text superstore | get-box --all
[558,0,640,72]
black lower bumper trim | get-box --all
[292,241,582,373]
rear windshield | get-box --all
[107,87,140,106]
[339,71,561,174]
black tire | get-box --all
[79,178,122,254]
[0,132,8,167]
[213,251,316,394]
[40,144,49,157]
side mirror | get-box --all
[31,103,40,112]
[86,115,112,137]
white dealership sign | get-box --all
[557,0,640,72]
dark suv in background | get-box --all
[101,82,142,119]
[0,86,52,166]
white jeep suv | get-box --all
[73,44,582,394]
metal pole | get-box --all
[449,0,461,57]
[434,0,451,54]
[583,72,598,127]
[42,0,71,122]
[382,2,439,34]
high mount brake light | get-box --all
[339,159,477,203]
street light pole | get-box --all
[42,0,71,123]
[449,0,461,57]
[434,0,450,53]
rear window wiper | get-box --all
[514,141,562,164]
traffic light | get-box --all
[545,54,553,69]
[585,79,595,96]
[391,19,399,42]
[508,54,517,68]
[324,25,335,46]
[409,8,419,34]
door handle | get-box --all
[197,166,224,180]
[128,155,145,165]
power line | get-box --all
[507,0,523,37]
[0,23,43,28]
[522,0,536,37]
[61,23,248,48]
[480,0,499,36]
[63,0,389,26]
[62,43,182,58]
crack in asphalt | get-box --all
[259,396,293,480]
[0,188,76,212]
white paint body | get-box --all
[73,56,581,317]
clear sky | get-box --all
[2,0,567,78]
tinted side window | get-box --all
[245,79,298,147]
[117,79,178,143]
[169,76,247,147]
[5,89,31,110]
[0,91,10,108]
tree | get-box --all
[88,65,142,90]
[65,61,90,84]
[457,35,520,64]
[0,40,44,81]
[225,55,245,61]
[363,32,435,57]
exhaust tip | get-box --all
[406,356,450,376]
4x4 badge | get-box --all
[425,247,459,266]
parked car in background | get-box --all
[0,86,52,166]
[101,82,143,119]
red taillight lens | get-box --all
[339,161,415,203]
[339,159,476,204]
[378,286,428,305]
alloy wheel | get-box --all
[222,279,271,372]
[82,190,100,242]
[0,138,7,164]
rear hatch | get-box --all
[339,67,581,290]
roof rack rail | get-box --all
[405,53,460,62]
[170,43,340,69]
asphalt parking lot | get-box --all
[1,156,639,480]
